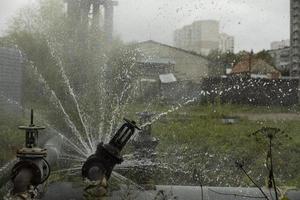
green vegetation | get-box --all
[1,95,300,188]
[0,0,299,192]
[207,49,276,76]
[0,0,140,134]
[145,103,300,187]
[0,109,25,166]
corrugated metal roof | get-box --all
[159,73,177,83]
[0,47,23,62]
[0,47,24,113]
[137,40,208,59]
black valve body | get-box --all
[82,119,140,181]
[82,143,123,181]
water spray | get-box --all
[82,118,140,182]
[132,112,159,157]
[11,110,50,195]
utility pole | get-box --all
[248,49,254,77]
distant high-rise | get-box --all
[174,20,220,55]
[290,0,300,76]
[174,20,234,55]
[271,40,290,50]
[219,33,234,53]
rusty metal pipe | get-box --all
[11,110,50,195]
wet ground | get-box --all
[41,181,300,200]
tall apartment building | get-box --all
[174,20,220,55]
[290,0,300,76]
[219,33,234,53]
[268,40,290,74]
[268,47,290,74]
[271,40,290,50]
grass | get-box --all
[127,102,300,187]
[1,102,300,188]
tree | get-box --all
[254,50,275,66]
[207,49,240,76]
[3,0,141,142]
[207,49,276,77]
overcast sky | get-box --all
[0,0,290,52]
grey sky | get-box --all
[0,0,31,33]
[0,0,290,52]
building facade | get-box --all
[290,0,300,76]
[174,20,235,55]
[219,33,234,53]
[174,20,220,56]
[134,40,209,102]
[271,40,290,50]
[135,40,209,82]
[268,47,290,74]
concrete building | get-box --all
[271,40,290,50]
[134,40,209,102]
[268,47,290,74]
[135,40,209,82]
[290,0,300,76]
[0,47,24,113]
[219,33,234,53]
[174,20,220,55]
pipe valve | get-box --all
[82,118,140,181]
[11,110,50,194]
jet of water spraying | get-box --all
[46,39,94,153]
